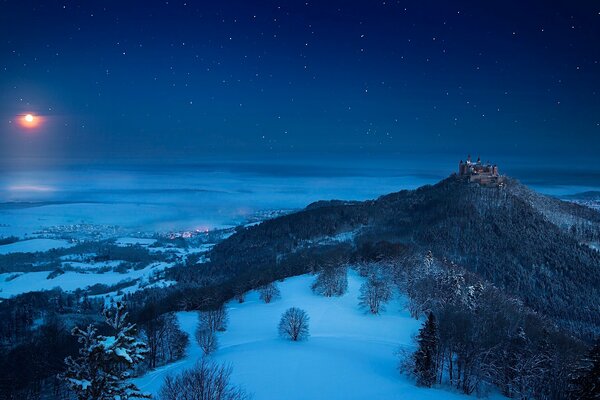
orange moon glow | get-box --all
[19,113,41,129]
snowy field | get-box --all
[135,270,496,400]
[115,237,157,246]
[0,261,173,298]
[0,238,73,254]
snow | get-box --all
[115,237,157,246]
[0,261,172,298]
[135,270,493,399]
[61,260,124,271]
[0,238,73,254]
[115,347,133,363]
[100,336,117,348]
[68,378,91,391]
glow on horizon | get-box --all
[7,184,56,192]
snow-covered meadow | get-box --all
[0,260,173,298]
[0,238,73,255]
[135,270,494,400]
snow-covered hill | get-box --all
[135,270,495,400]
[0,238,73,254]
[0,261,173,298]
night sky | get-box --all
[1,1,599,163]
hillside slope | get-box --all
[136,271,501,399]
[209,175,600,337]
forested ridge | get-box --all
[210,175,600,338]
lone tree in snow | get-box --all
[413,313,439,387]
[311,266,348,297]
[259,282,281,304]
[60,301,150,400]
[278,307,310,341]
[196,327,218,355]
[358,274,392,314]
[159,359,249,400]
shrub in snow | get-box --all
[159,359,249,400]
[233,286,246,303]
[235,292,245,303]
[60,301,150,400]
[278,307,310,341]
[358,274,392,314]
[258,282,280,304]
[311,266,348,297]
[196,327,218,355]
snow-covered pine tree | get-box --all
[413,313,439,387]
[61,301,150,400]
[570,339,600,399]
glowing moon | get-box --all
[19,113,41,129]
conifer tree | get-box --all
[570,339,600,399]
[61,301,150,400]
[413,313,439,387]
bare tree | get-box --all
[358,275,392,314]
[140,313,188,370]
[278,307,309,341]
[311,266,348,297]
[159,359,249,400]
[200,306,228,332]
[259,282,280,304]
[195,327,218,355]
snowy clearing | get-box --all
[0,238,73,255]
[0,261,172,298]
[115,237,157,246]
[135,270,496,399]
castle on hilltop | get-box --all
[458,155,504,186]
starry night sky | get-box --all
[1,0,599,163]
